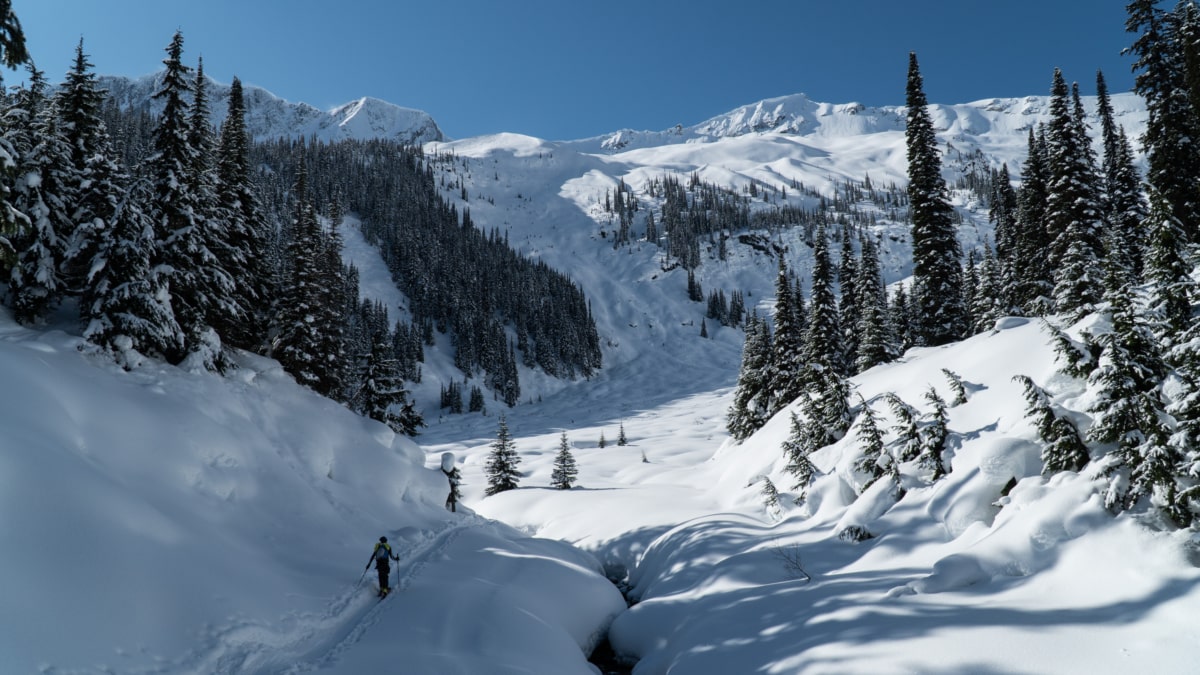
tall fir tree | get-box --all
[1096,71,1149,280]
[728,312,773,441]
[1142,186,1194,341]
[854,234,895,371]
[805,218,841,373]
[904,52,965,345]
[837,227,859,370]
[485,415,522,496]
[1045,71,1105,320]
[1125,0,1200,241]
[768,256,806,413]
[1012,128,1053,313]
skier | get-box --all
[365,536,400,597]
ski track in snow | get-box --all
[170,515,482,674]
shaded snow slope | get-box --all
[0,307,621,674]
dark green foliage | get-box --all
[905,52,966,346]
[852,396,888,493]
[485,415,521,496]
[1142,186,1193,340]
[918,385,949,481]
[941,368,968,406]
[1011,129,1053,313]
[1046,71,1104,320]
[617,422,628,446]
[551,431,578,489]
[781,410,817,496]
[355,334,423,436]
[805,219,842,373]
[886,393,922,462]
[770,256,808,412]
[854,234,894,371]
[1013,374,1089,475]
[728,312,773,441]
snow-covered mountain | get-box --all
[11,76,1199,675]
[99,73,445,145]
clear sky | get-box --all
[10,0,1139,141]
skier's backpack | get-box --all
[374,542,391,563]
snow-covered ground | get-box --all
[6,85,1200,674]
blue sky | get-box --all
[11,1,1137,140]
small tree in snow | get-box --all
[885,393,921,462]
[941,368,968,406]
[617,422,628,446]
[918,385,949,481]
[485,415,521,496]
[551,431,578,489]
[852,396,888,493]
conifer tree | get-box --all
[82,181,183,368]
[617,422,628,446]
[1013,374,1089,474]
[728,313,773,441]
[941,368,968,406]
[769,256,807,411]
[356,333,423,436]
[852,396,888,492]
[550,431,578,489]
[1012,128,1053,313]
[781,410,817,497]
[1087,279,1172,513]
[485,415,521,496]
[918,385,949,481]
[805,219,841,372]
[1142,186,1193,341]
[1126,0,1200,240]
[6,68,71,323]
[837,227,859,369]
[56,39,124,300]
[905,52,965,346]
[213,76,271,352]
[854,234,894,372]
[1096,71,1148,280]
[1045,70,1104,319]
[886,393,922,462]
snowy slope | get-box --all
[0,307,622,674]
[99,73,445,144]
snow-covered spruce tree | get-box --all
[837,226,859,371]
[1012,374,1089,475]
[1142,186,1193,343]
[760,476,781,517]
[550,431,578,490]
[598,430,606,448]
[485,415,521,496]
[82,180,183,368]
[918,385,949,481]
[728,312,773,441]
[56,39,126,301]
[905,52,965,346]
[810,364,853,445]
[468,385,485,414]
[885,392,922,463]
[769,256,807,414]
[852,395,888,493]
[989,163,1019,295]
[781,410,817,498]
[1126,0,1200,242]
[1046,72,1105,321]
[854,234,895,372]
[970,242,1004,334]
[273,167,344,397]
[1045,319,1099,380]
[1011,128,1053,314]
[213,76,272,353]
[1095,71,1148,280]
[888,282,915,354]
[6,67,72,324]
[146,31,222,366]
[356,333,423,436]
[804,218,842,374]
[617,422,628,446]
[1170,322,1200,524]
[1086,278,1175,516]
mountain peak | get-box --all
[97,73,444,145]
